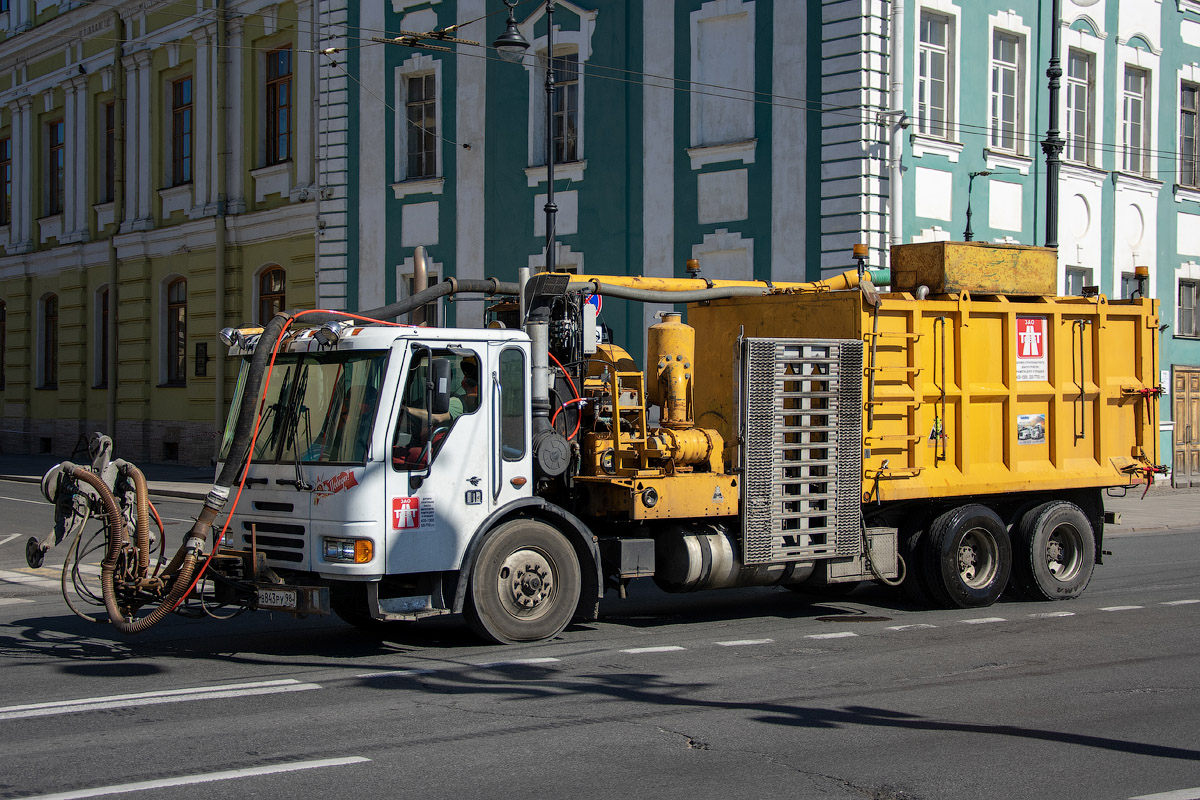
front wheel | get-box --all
[465,519,581,644]
[1010,501,1095,601]
[923,504,1011,609]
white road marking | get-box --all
[1100,605,1144,612]
[0,495,50,506]
[1128,787,1200,800]
[805,632,858,640]
[19,756,370,800]
[477,657,561,668]
[621,646,686,654]
[886,623,938,631]
[0,569,59,589]
[716,638,774,647]
[0,679,320,721]
[1161,599,1200,606]
[1028,611,1075,618]
[0,533,21,546]
[961,617,1007,624]
[0,597,35,606]
[357,669,433,679]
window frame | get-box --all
[1182,82,1200,188]
[258,266,286,324]
[1180,279,1199,338]
[266,46,292,166]
[101,101,116,203]
[171,77,193,186]
[917,10,953,140]
[1065,49,1095,165]
[165,278,187,385]
[0,136,10,226]
[46,119,65,216]
[499,348,527,462]
[405,72,437,180]
[989,29,1024,154]
[0,299,6,391]
[1122,66,1152,177]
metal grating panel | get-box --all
[740,338,863,565]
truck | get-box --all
[35,242,1164,642]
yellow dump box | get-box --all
[689,279,1161,504]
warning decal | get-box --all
[1016,316,1048,382]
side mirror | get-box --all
[430,358,451,416]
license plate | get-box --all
[256,587,298,611]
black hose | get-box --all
[568,282,772,304]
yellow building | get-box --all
[0,0,318,465]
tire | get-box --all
[922,504,1011,609]
[465,519,581,644]
[1010,501,1095,601]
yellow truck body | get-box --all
[689,277,1160,504]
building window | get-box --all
[258,267,286,323]
[990,31,1023,153]
[405,74,436,179]
[552,53,579,163]
[42,295,58,388]
[1181,279,1199,337]
[46,119,65,216]
[1182,84,1200,188]
[0,300,6,390]
[405,271,439,326]
[1123,67,1151,176]
[1066,49,1094,165]
[918,12,952,139]
[171,77,192,185]
[1065,267,1092,296]
[102,102,115,203]
[166,278,186,385]
[266,47,292,165]
[96,288,109,388]
[0,137,10,226]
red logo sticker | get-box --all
[392,497,420,530]
[1017,316,1045,359]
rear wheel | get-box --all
[1010,501,1095,600]
[465,519,581,644]
[923,505,1011,609]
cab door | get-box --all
[382,340,531,576]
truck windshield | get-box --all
[224,351,387,466]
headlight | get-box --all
[323,537,373,564]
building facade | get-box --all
[0,0,318,466]
[319,0,1198,485]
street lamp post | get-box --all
[493,0,558,273]
[963,170,992,242]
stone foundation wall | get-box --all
[1,416,218,467]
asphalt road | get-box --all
[0,480,1197,800]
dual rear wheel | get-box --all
[900,501,1095,608]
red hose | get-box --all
[547,351,581,440]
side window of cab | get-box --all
[391,349,480,470]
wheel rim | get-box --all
[494,547,558,622]
[1045,523,1084,582]
[957,527,999,589]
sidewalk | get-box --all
[0,453,212,501]
[1101,480,1200,534]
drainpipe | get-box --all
[106,11,124,439]
[213,0,228,459]
[889,0,905,249]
